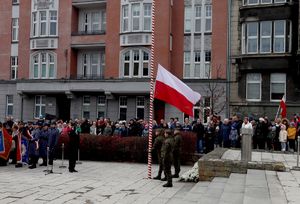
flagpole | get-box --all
[275,105,280,120]
[147,0,156,179]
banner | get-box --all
[0,128,12,160]
[21,138,29,163]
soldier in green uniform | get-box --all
[173,128,182,178]
[161,129,174,187]
[152,129,165,180]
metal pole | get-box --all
[59,143,66,168]
[76,149,82,164]
[147,0,157,179]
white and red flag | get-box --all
[154,64,201,117]
[280,95,287,118]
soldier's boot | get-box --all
[153,175,161,180]
[172,174,179,178]
[163,182,173,187]
[161,177,167,181]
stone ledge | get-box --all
[198,148,286,181]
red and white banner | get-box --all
[280,95,287,118]
[154,64,201,117]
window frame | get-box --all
[136,96,145,119]
[119,96,127,120]
[31,10,58,38]
[34,95,46,119]
[31,52,56,79]
[246,73,262,102]
[6,95,13,117]
[270,73,286,102]
[12,18,19,42]
[11,56,18,80]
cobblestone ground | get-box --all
[0,161,194,204]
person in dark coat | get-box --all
[38,123,50,166]
[68,122,80,172]
[254,118,266,149]
[161,129,174,187]
[173,128,182,178]
[219,119,231,148]
[28,123,41,169]
[193,119,205,153]
[152,129,165,180]
[48,122,60,166]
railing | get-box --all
[70,74,104,80]
[72,30,106,36]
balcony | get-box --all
[72,30,105,36]
[71,34,106,49]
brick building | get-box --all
[0,0,227,122]
[229,0,300,119]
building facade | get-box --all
[229,0,300,119]
[0,0,227,122]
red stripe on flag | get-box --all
[155,81,194,116]
[280,98,287,118]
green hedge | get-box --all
[55,132,197,164]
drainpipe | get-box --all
[226,0,232,118]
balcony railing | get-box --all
[70,74,104,80]
[72,30,106,36]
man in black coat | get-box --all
[68,122,80,173]
[193,119,205,153]
[48,122,60,166]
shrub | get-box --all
[55,131,197,164]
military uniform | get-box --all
[69,125,80,172]
[161,134,174,187]
[173,131,182,178]
[38,126,50,166]
[28,126,40,169]
[48,125,60,165]
[152,134,165,179]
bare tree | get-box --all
[200,64,226,116]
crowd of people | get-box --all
[0,117,80,173]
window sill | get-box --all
[72,31,106,36]
[240,2,292,10]
[238,53,292,58]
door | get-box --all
[57,95,71,121]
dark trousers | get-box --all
[288,139,295,151]
[163,160,172,184]
[157,155,164,177]
[173,151,180,175]
[266,138,273,150]
[48,147,55,165]
[69,147,77,171]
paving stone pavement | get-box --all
[1,156,300,204]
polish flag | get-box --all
[154,64,201,117]
[280,95,287,118]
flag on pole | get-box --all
[280,95,287,118]
[154,64,201,117]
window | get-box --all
[242,20,291,54]
[78,51,105,79]
[122,5,129,32]
[119,96,127,120]
[35,95,46,119]
[6,95,13,116]
[121,2,152,33]
[78,10,106,34]
[83,96,90,105]
[246,73,261,101]
[31,10,58,37]
[11,56,18,80]
[136,96,145,119]
[270,73,286,101]
[203,97,211,124]
[195,6,201,33]
[121,49,150,78]
[184,51,211,79]
[12,0,19,4]
[143,4,151,31]
[243,0,287,5]
[184,6,192,33]
[98,96,106,106]
[12,18,19,42]
[83,111,90,119]
[31,52,56,79]
[205,5,212,32]
[260,21,272,53]
[184,52,191,78]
